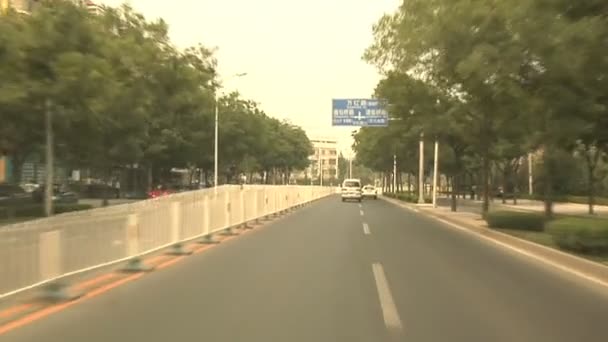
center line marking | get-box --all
[358,203,362,208]
[360,209,364,216]
[372,263,403,334]
[363,223,371,235]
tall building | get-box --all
[301,138,339,183]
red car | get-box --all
[147,186,175,199]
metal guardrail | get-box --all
[0,185,334,299]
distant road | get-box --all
[78,198,139,208]
[3,196,608,341]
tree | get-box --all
[0,0,313,201]
[363,0,608,218]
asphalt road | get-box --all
[3,195,608,341]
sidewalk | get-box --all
[383,196,608,289]
[436,196,608,217]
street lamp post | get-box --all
[432,140,439,208]
[418,132,425,204]
[213,73,247,191]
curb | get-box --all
[382,196,608,290]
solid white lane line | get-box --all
[360,210,364,216]
[372,263,403,332]
[363,223,371,235]
[433,216,608,291]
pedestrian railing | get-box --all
[0,185,334,299]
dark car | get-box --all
[0,184,34,206]
[32,184,79,204]
[81,184,120,199]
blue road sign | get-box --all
[332,99,388,127]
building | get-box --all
[0,0,38,13]
[297,138,339,184]
[81,0,102,15]
[0,157,8,183]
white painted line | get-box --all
[360,210,364,216]
[363,223,371,235]
[432,216,608,290]
[359,203,362,208]
[372,263,403,332]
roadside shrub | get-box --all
[485,211,546,231]
[547,217,608,254]
[519,194,608,206]
[0,204,93,218]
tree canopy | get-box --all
[0,0,312,188]
[355,0,608,216]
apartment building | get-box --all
[296,139,339,183]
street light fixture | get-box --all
[214,72,247,190]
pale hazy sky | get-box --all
[99,0,400,154]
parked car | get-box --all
[81,184,120,199]
[341,179,362,202]
[0,184,35,206]
[147,185,176,199]
[32,184,79,204]
[20,183,40,193]
[362,185,378,200]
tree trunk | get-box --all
[587,163,595,215]
[511,160,520,205]
[482,154,491,216]
[543,147,554,218]
[381,174,386,193]
[102,168,111,207]
[407,173,412,193]
[584,146,600,216]
[147,167,153,191]
[451,175,458,212]
[502,166,508,204]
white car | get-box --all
[341,179,362,202]
[362,185,378,200]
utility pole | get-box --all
[432,140,439,208]
[349,157,353,179]
[44,99,54,217]
[213,92,219,192]
[418,132,425,204]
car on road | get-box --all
[81,184,120,199]
[0,183,35,206]
[147,185,177,199]
[341,179,362,202]
[362,185,378,200]
[32,184,79,204]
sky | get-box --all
[98,0,400,155]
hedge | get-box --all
[485,211,546,231]
[0,204,93,219]
[546,217,608,254]
[385,192,432,204]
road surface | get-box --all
[3,196,608,341]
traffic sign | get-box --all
[332,99,388,127]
